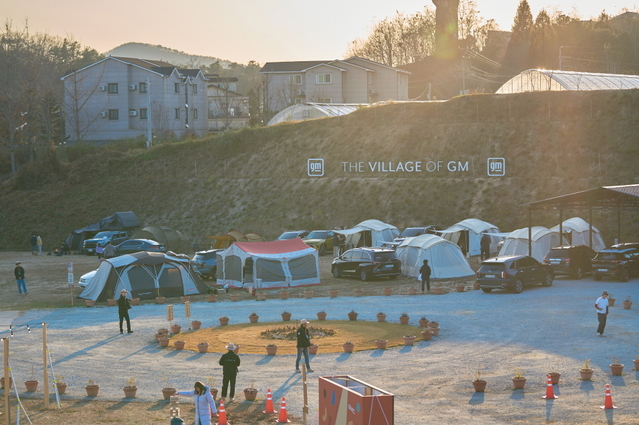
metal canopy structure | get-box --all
[521,185,639,254]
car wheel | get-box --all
[360,268,371,281]
[542,272,554,287]
[481,288,492,293]
[620,268,629,282]
[332,266,341,278]
[594,273,602,281]
[513,279,523,293]
[319,244,326,256]
[575,267,583,279]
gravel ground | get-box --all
[1,275,638,424]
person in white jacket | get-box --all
[177,381,217,425]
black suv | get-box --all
[591,248,639,282]
[331,247,402,281]
[83,230,130,254]
[477,255,554,293]
[542,245,596,279]
[192,249,223,280]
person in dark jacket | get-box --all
[480,233,491,260]
[295,319,313,373]
[117,289,133,334]
[30,234,38,255]
[218,343,240,401]
[14,261,28,295]
[419,259,431,293]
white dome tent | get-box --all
[336,219,399,249]
[498,227,567,262]
[439,218,500,257]
[395,234,475,279]
[550,217,606,252]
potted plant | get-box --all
[418,316,429,328]
[383,288,393,296]
[107,298,117,306]
[399,312,410,325]
[579,359,594,381]
[230,293,240,302]
[131,297,141,305]
[304,290,314,299]
[280,290,290,300]
[342,341,355,353]
[161,375,176,400]
[85,379,100,397]
[24,367,39,392]
[170,323,182,334]
[472,281,480,290]
[309,344,319,355]
[403,335,416,346]
[347,310,358,321]
[512,368,526,389]
[85,299,95,307]
[622,296,632,309]
[158,335,170,347]
[265,344,278,355]
[376,312,387,322]
[174,340,186,350]
[353,288,364,297]
[243,382,258,401]
[633,355,639,371]
[219,316,230,326]
[249,312,259,323]
[610,356,624,376]
[281,311,292,321]
[548,368,561,385]
[455,284,465,292]
[375,339,388,349]
[155,295,166,304]
[329,289,339,298]
[1,376,13,390]
[608,294,616,307]
[432,286,443,295]
[255,290,266,301]
[123,376,137,398]
[54,374,67,395]
[191,320,202,330]
[197,342,209,353]
[473,370,487,392]
[317,310,327,320]
[421,329,433,341]
[206,376,218,400]
[407,287,417,295]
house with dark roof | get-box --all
[206,75,249,132]
[260,57,410,116]
[61,56,208,142]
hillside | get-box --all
[105,42,231,68]
[2,90,639,251]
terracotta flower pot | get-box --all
[309,345,319,355]
[191,320,202,330]
[256,293,266,301]
[280,291,290,300]
[407,288,417,295]
[429,321,439,328]
[210,388,219,400]
[608,298,616,307]
[56,382,68,395]
[162,387,177,400]
[174,341,185,350]
[403,335,416,346]
[473,282,480,290]
[230,294,240,302]
[131,298,140,305]
[249,314,259,323]
[219,317,229,326]
[347,312,358,321]
[634,359,639,371]
[281,312,292,321]
[24,380,39,392]
[549,372,561,385]
[181,296,190,303]
[432,288,442,295]
[418,319,429,328]
[399,315,410,325]
[155,333,166,342]
[354,289,364,297]
[610,364,624,376]
[316,312,327,320]
[85,384,100,397]
[207,294,217,303]
[123,386,138,398]
[376,313,387,322]
[243,388,258,401]
[421,330,433,341]
[430,327,440,336]
[157,328,169,335]
[171,324,182,334]
[155,296,165,304]
[197,343,209,353]
[85,299,95,307]
[473,380,487,392]
[512,378,526,389]
[342,343,355,353]
[375,340,388,349]
[329,290,339,298]
[159,337,170,347]
[579,369,594,381]
[383,288,393,296]
[622,301,632,309]
[456,285,465,292]
[1,377,13,389]
[265,345,278,355]
[304,290,314,299]
[107,298,117,306]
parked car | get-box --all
[114,239,166,256]
[191,249,223,280]
[331,247,402,281]
[591,247,639,282]
[610,242,639,251]
[78,269,97,288]
[303,230,335,256]
[83,230,130,254]
[477,255,554,293]
[393,226,437,244]
[277,230,309,240]
[542,245,596,279]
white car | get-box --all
[78,269,97,288]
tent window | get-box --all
[289,255,316,280]
[255,259,285,283]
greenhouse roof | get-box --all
[267,103,362,126]
[496,69,639,94]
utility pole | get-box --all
[146,77,152,148]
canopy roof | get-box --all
[497,69,639,94]
[523,185,639,210]
[232,238,315,255]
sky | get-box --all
[2,0,637,65]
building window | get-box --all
[192,84,198,94]
[175,108,180,119]
[139,82,147,93]
[318,97,332,103]
[108,109,119,120]
[174,82,180,94]
[140,108,148,119]
[107,83,118,94]
[289,74,302,84]
[193,109,198,119]
[316,73,331,84]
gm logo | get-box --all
[487,158,506,176]
[308,158,324,177]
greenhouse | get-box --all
[267,103,362,126]
[496,69,639,94]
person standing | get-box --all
[117,289,133,334]
[419,259,431,293]
[295,319,313,373]
[36,235,43,255]
[176,381,217,425]
[595,290,609,336]
[14,261,28,295]
[30,234,38,255]
[332,233,340,257]
[480,233,491,260]
[219,343,240,401]
[103,241,116,259]
[95,244,104,260]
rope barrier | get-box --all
[8,363,34,425]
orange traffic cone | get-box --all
[276,397,291,423]
[542,374,557,399]
[263,388,275,414]
[217,399,230,425]
[600,384,616,409]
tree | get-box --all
[502,0,534,72]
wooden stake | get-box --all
[43,323,49,408]
[302,364,308,425]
